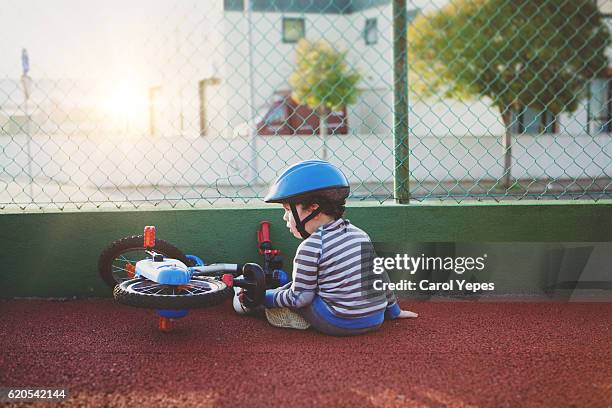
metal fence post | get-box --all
[393,0,410,204]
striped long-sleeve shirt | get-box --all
[267,218,399,319]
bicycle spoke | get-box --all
[135,282,161,293]
[112,264,132,274]
[125,278,220,297]
[117,253,144,264]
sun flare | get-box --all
[99,77,150,132]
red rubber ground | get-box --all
[1,299,611,407]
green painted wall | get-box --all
[1,202,611,298]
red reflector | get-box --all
[125,263,136,278]
[159,317,173,333]
[222,274,234,287]
[144,226,156,248]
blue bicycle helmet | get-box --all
[264,160,350,238]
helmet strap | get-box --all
[290,203,321,239]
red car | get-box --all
[255,92,348,136]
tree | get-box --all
[408,0,609,188]
[289,39,361,159]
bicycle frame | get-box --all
[107,224,289,333]
[134,252,241,285]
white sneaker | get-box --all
[232,286,253,315]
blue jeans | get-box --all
[295,296,384,336]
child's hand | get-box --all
[397,310,418,318]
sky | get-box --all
[0,0,449,81]
[0,0,175,81]
[0,0,451,125]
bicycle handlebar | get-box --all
[190,264,241,276]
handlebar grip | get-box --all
[144,226,156,248]
[258,221,272,251]
[191,264,241,275]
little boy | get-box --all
[238,160,417,336]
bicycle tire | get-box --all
[98,235,194,289]
[113,277,233,309]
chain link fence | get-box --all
[0,0,610,210]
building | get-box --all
[148,0,611,139]
[1,0,609,192]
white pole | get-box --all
[175,27,184,136]
[21,71,34,203]
[22,76,33,202]
[245,0,258,186]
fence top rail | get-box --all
[2,199,611,216]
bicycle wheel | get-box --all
[113,277,232,309]
[98,235,194,289]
